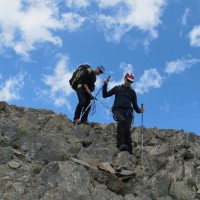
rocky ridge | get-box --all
[0,101,200,200]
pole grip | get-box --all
[94,76,111,98]
[141,103,144,108]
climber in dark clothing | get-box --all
[73,65,105,124]
[102,73,144,154]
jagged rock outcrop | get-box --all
[0,101,200,200]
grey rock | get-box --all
[0,102,200,200]
[8,160,21,169]
[0,146,14,164]
[70,157,93,169]
[149,170,171,196]
[0,101,7,110]
[98,162,116,174]
[170,181,196,200]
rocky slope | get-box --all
[0,101,200,200]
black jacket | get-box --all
[102,84,141,113]
[81,68,96,92]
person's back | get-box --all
[78,67,96,92]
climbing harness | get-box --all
[112,109,134,126]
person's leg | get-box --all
[74,89,87,121]
[124,116,133,154]
[113,110,127,150]
[81,94,91,122]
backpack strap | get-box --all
[77,67,93,89]
[87,68,92,73]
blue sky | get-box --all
[0,0,200,135]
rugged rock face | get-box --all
[0,101,200,200]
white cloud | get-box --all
[0,73,24,101]
[107,64,162,95]
[104,66,162,99]
[107,63,134,89]
[165,58,200,74]
[189,25,200,47]
[43,55,73,107]
[54,97,68,107]
[181,8,190,26]
[98,0,122,7]
[160,101,170,112]
[97,0,166,43]
[119,63,133,73]
[0,0,85,57]
[95,77,102,89]
[66,0,89,8]
[42,58,106,107]
[0,0,168,56]
[62,13,86,31]
[135,68,162,94]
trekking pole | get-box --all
[94,75,111,98]
[141,103,144,168]
[75,76,111,125]
[95,98,111,111]
[75,100,95,125]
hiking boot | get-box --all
[81,121,90,125]
[73,118,81,125]
[119,144,128,151]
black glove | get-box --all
[90,95,96,100]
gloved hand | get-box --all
[103,78,109,84]
[90,95,97,100]
[140,107,144,113]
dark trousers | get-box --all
[113,109,133,153]
[74,88,91,122]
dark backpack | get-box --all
[69,64,91,90]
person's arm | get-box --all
[131,90,144,113]
[102,79,116,98]
[81,70,92,95]
[83,84,92,96]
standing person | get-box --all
[102,73,144,154]
[73,65,105,124]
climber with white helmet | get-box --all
[102,73,144,154]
